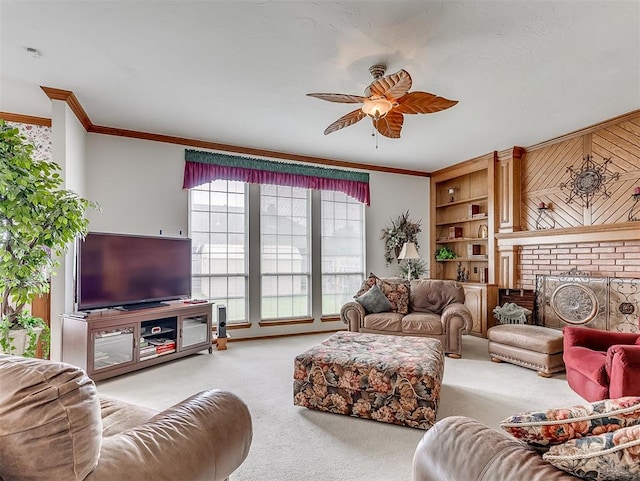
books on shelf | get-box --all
[146,337,176,355]
[155,344,176,355]
[147,338,174,346]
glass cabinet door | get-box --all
[180,315,209,349]
[92,326,136,371]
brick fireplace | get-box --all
[519,239,640,289]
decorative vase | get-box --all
[0,327,43,357]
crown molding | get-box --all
[36,86,430,178]
[0,111,51,127]
[89,124,430,177]
[40,86,92,131]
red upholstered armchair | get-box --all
[563,326,640,402]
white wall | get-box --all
[367,172,429,278]
[86,134,187,236]
[49,101,87,360]
[85,134,430,338]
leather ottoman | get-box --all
[488,324,564,377]
[293,331,444,429]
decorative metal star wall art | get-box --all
[559,155,619,208]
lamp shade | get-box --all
[361,98,394,119]
[397,242,420,260]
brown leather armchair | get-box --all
[563,326,640,402]
[413,416,580,480]
[0,355,252,481]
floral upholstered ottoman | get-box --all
[293,331,444,429]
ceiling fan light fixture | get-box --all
[361,98,393,119]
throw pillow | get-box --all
[355,284,393,314]
[500,396,640,449]
[377,278,410,315]
[354,272,378,298]
[543,425,640,481]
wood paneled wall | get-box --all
[522,114,640,230]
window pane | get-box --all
[260,186,310,319]
[189,181,248,324]
[321,191,366,316]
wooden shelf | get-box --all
[495,222,640,247]
[436,215,489,226]
[436,237,488,243]
[436,257,488,262]
[435,195,488,209]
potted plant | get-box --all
[435,246,457,261]
[0,120,96,357]
[398,258,428,280]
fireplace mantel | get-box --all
[496,222,640,247]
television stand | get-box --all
[61,301,213,381]
[121,301,170,311]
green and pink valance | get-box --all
[183,149,370,205]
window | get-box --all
[189,179,366,324]
[189,180,247,323]
[321,191,366,315]
[260,185,311,319]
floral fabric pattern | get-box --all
[501,397,640,449]
[543,425,640,481]
[353,273,409,315]
[7,122,52,161]
[293,331,444,430]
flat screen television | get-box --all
[77,232,192,311]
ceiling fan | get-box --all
[307,65,458,139]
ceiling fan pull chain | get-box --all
[372,122,379,149]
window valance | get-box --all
[183,149,370,205]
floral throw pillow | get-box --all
[354,273,378,299]
[352,274,410,315]
[543,425,640,481]
[500,397,640,449]
[376,278,409,315]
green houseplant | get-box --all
[0,121,96,357]
[398,258,429,280]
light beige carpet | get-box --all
[97,332,584,481]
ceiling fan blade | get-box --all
[323,109,367,135]
[307,93,368,104]
[395,91,458,114]
[366,70,412,100]
[374,110,404,139]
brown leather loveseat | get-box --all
[341,277,473,357]
[0,354,252,481]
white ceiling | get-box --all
[1,1,639,173]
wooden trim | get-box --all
[497,146,525,160]
[527,109,640,152]
[496,222,640,247]
[320,315,341,322]
[40,86,93,131]
[35,86,429,177]
[258,317,314,327]
[89,124,429,177]
[431,152,495,182]
[0,111,52,127]
[227,322,251,330]
[227,328,345,342]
